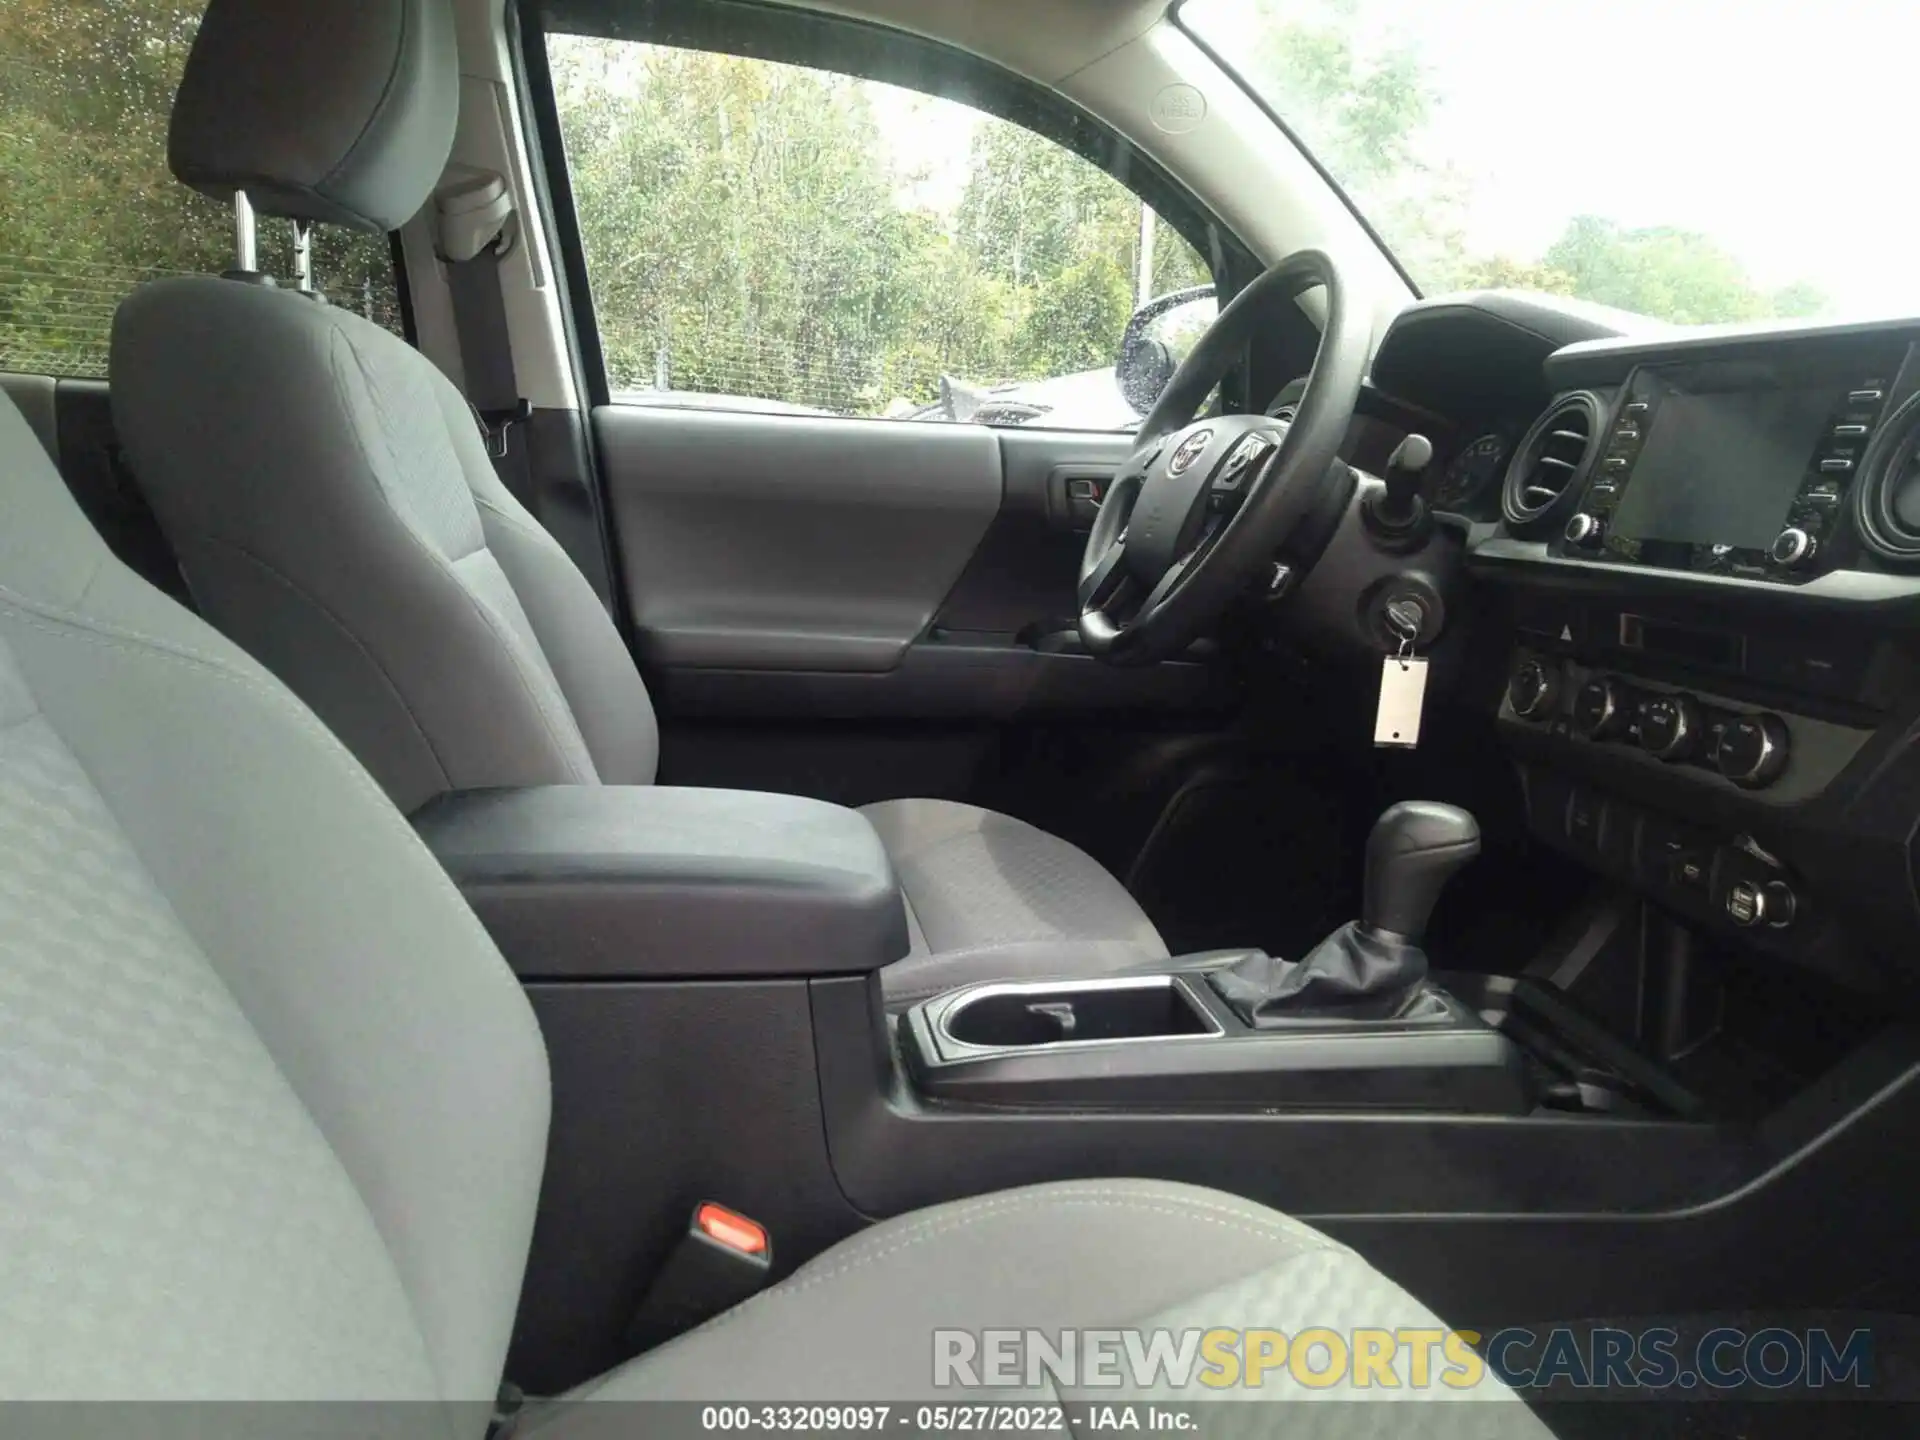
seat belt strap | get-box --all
[434,169,537,505]
[445,244,531,453]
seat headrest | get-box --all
[169,0,458,233]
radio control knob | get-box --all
[1715,713,1790,788]
[1564,513,1604,547]
[1769,527,1817,568]
[1638,693,1700,760]
[1572,676,1626,740]
[1507,658,1560,720]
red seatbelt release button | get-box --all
[627,1201,774,1350]
[696,1202,768,1256]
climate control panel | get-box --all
[1496,648,1889,974]
[1505,660,1794,789]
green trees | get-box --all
[1,0,1833,396]
[1537,218,1828,325]
[1,0,401,374]
[553,38,1206,411]
[556,46,921,409]
[1,0,219,370]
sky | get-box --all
[1188,0,1920,318]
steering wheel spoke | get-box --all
[1077,527,1133,614]
[1129,512,1227,619]
[1075,247,1367,666]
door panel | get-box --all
[929,426,1134,635]
[598,406,1001,673]
[595,405,1227,725]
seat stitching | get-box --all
[313,0,415,205]
[474,494,559,547]
[808,1185,1336,1264]
[469,496,628,777]
[183,530,455,794]
[668,1192,1335,1346]
[889,938,1156,963]
[446,548,599,783]
[692,1196,1325,1338]
[331,330,592,778]
[882,945,1152,1003]
[326,330,596,785]
[885,985,960,1004]
[884,976,1099,1005]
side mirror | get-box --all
[1115,284,1217,415]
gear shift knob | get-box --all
[1361,801,1480,942]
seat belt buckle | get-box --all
[626,1202,773,1351]
[476,398,532,459]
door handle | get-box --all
[1046,466,1116,531]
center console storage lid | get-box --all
[413,786,909,979]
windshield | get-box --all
[1180,0,1920,326]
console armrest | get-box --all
[413,786,909,979]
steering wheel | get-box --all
[1078,249,1369,664]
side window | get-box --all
[548,35,1217,431]
[0,0,403,379]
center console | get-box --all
[1450,318,1920,1009]
[412,784,909,979]
[901,800,1526,1111]
[905,966,1523,1110]
[411,775,1920,1400]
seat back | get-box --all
[0,388,549,1403]
[111,0,657,814]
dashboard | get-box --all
[1356,296,1920,992]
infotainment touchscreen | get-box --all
[1608,363,1834,551]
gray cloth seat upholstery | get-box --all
[109,0,1166,1002]
[1,385,1546,1430]
[864,798,1170,1004]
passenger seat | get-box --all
[110,0,1171,1004]
[0,389,1545,1428]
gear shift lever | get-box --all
[1209,802,1480,1023]
[1361,801,1482,941]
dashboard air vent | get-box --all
[1854,391,1920,564]
[1503,393,1601,530]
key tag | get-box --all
[1375,625,1428,750]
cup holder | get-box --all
[940,975,1218,1050]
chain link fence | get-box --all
[601,315,1036,418]
[0,254,406,379]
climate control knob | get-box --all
[1638,693,1700,760]
[1564,513,1605,548]
[1769,527,1817,568]
[1714,713,1790,788]
[1572,676,1627,740]
[1507,657,1560,720]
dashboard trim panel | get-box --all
[1545,314,1920,389]
[1470,537,1920,609]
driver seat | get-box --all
[108,0,1167,1001]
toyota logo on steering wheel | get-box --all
[1167,429,1213,475]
